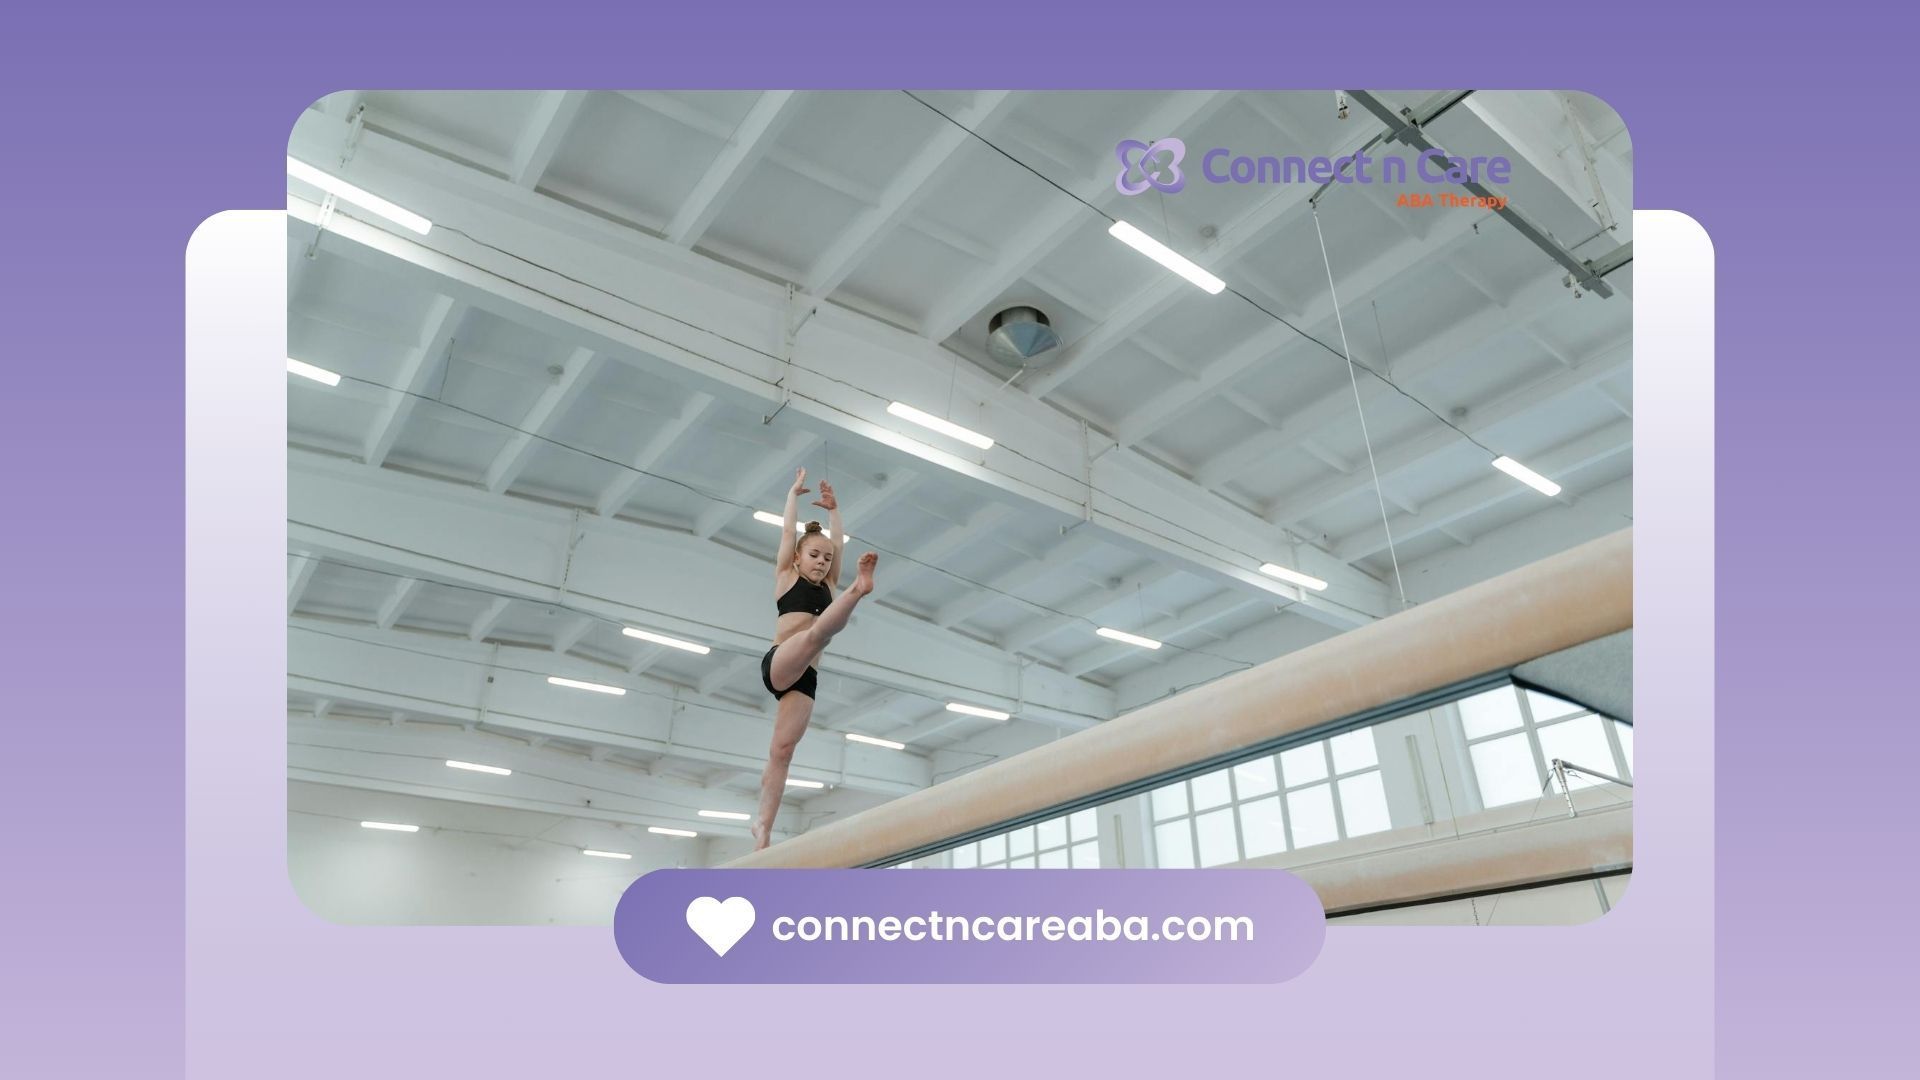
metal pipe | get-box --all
[1347,90,1615,299]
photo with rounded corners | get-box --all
[284,88,1633,927]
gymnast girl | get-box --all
[750,467,878,849]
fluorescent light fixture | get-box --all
[621,627,712,655]
[785,777,826,789]
[582,849,633,859]
[445,760,511,776]
[946,702,1012,721]
[1096,626,1163,650]
[886,401,995,450]
[286,357,341,386]
[845,732,907,750]
[751,511,842,540]
[1108,221,1225,294]
[1491,455,1563,497]
[698,810,752,821]
[287,156,433,235]
[546,676,627,696]
[1259,563,1329,591]
[647,826,698,838]
[360,821,419,833]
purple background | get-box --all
[3,1,1909,1075]
[614,869,1326,983]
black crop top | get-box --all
[776,575,833,616]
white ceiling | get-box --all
[286,89,1632,852]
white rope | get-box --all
[1312,207,1409,609]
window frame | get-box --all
[1458,683,1633,811]
[1148,731,1390,867]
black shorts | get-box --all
[761,645,818,700]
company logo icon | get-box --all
[1115,138,1187,196]
[685,895,755,957]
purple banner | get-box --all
[615,869,1325,984]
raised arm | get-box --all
[775,468,808,578]
[815,481,846,589]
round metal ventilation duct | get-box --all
[985,306,1060,367]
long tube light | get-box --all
[886,401,995,450]
[1491,455,1563,497]
[1107,221,1225,294]
[286,358,341,386]
[845,732,907,750]
[547,676,627,696]
[621,627,712,654]
[946,702,1012,721]
[287,156,433,235]
[1096,626,1163,650]
[1259,563,1329,591]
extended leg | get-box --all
[768,552,877,689]
[751,692,815,850]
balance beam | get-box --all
[729,528,1632,870]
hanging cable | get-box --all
[898,90,1560,462]
[1312,206,1409,610]
[299,358,1387,627]
[293,532,1283,727]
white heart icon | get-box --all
[684,896,755,957]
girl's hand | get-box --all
[811,480,838,511]
[790,467,810,496]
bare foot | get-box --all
[850,551,879,597]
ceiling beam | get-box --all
[596,392,718,518]
[667,90,802,248]
[1459,92,1616,237]
[692,430,825,539]
[376,577,424,630]
[1107,605,1339,715]
[288,625,931,796]
[627,643,670,677]
[1110,211,1485,446]
[510,90,591,189]
[290,450,1114,728]
[1300,439,1355,475]
[884,706,997,747]
[617,91,877,212]
[1334,420,1632,561]
[837,689,914,732]
[364,296,465,468]
[290,717,769,832]
[806,91,1020,298]
[842,468,924,533]
[1193,270,1587,491]
[1347,90,1612,298]
[1270,334,1630,528]
[283,113,1388,628]
[288,551,320,615]
[1060,589,1257,678]
[1020,105,1393,402]
[552,614,595,655]
[697,654,754,698]
[485,347,602,494]
[932,527,1105,629]
[468,596,513,642]
[1000,563,1181,656]
[919,91,1237,343]
[1386,477,1631,606]
[887,501,1019,592]
[1595,381,1632,419]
